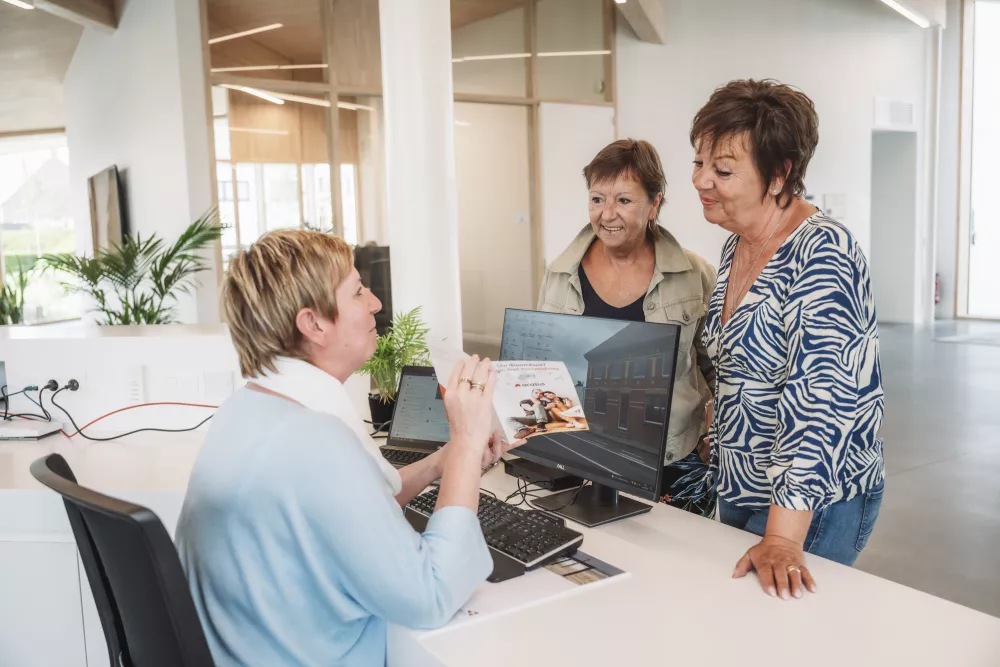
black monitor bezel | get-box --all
[386,365,449,451]
[499,308,680,503]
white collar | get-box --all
[251,356,402,495]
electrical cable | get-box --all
[49,388,216,442]
[65,401,219,436]
[2,384,48,422]
[365,418,392,435]
[35,386,53,421]
[527,480,590,514]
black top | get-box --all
[578,265,645,322]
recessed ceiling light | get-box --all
[209,23,283,45]
[1,0,35,8]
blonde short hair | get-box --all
[223,229,354,378]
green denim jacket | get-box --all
[536,225,717,465]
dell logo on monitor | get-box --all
[556,464,565,471]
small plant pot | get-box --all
[368,394,396,432]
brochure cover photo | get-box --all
[492,360,589,441]
[427,339,588,443]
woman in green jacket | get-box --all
[537,139,717,516]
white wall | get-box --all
[63,0,217,324]
[616,0,933,275]
[454,103,534,349]
[539,103,616,266]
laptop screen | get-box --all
[387,367,451,449]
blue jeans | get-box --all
[718,481,885,566]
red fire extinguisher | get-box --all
[935,273,941,305]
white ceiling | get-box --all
[0,3,83,135]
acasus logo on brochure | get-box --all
[514,382,545,388]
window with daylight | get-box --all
[0,133,82,323]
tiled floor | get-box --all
[855,320,1000,618]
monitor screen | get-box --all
[500,309,680,502]
[388,367,451,448]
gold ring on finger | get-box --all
[470,381,485,392]
[786,565,801,574]
[460,377,473,386]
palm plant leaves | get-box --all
[40,207,221,325]
[0,258,30,324]
[149,209,221,300]
[359,307,431,402]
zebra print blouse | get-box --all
[704,214,885,511]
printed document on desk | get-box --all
[420,551,628,636]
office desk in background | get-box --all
[3,434,1000,667]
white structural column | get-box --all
[379,0,463,344]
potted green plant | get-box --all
[0,259,29,325]
[359,306,430,429]
[41,209,222,325]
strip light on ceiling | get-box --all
[1,0,34,8]
[209,23,283,45]
[878,0,930,27]
[210,64,328,73]
[219,85,373,111]
[219,84,285,105]
[452,50,611,63]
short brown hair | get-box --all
[690,79,819,208]
[222,229,354,378]
[583,139,667,231]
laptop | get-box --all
[379,366,451,468]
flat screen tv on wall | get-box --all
[87,165,129,251]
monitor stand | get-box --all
[531,483,652,528]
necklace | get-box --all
[724,208,788,323]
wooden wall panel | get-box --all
[337,107,359,165]
[298,103,329,164]
[329,0,381,90]
[226,91,362,166]
[228,92,301,163]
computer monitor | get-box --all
[500,309,680,527]
[386,366,450,450]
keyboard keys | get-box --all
[405,488,583,568]
[381,448,431,466]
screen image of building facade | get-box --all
[583,323,676,456]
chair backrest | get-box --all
[30,454,215,667]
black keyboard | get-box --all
[406,488,584,569]
[381,448,431,467]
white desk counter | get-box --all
[2,435,999,667]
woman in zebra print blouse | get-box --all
[691,80,885,600]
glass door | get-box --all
[968,1,1000,317]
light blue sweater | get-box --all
[175,388,492,666]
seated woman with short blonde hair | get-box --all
[175,229,516,666]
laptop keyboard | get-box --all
[381,448,431,467]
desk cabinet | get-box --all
[0,541,87,667]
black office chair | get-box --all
[30,454,215,667]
